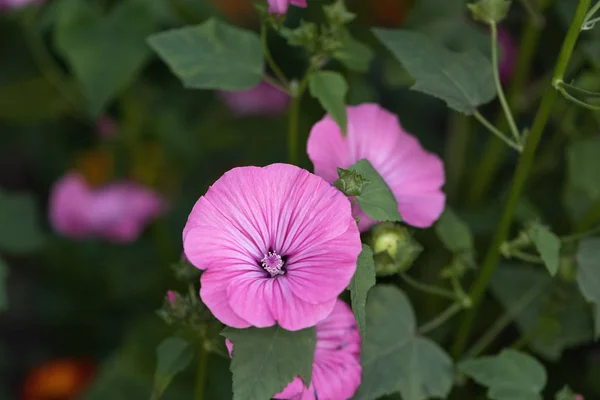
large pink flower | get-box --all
[226,299,361,400]
[307,103,445,231]
[218,81,290,117]
[268,0,307,15]
[49,172,165,243]
[183,164,361,331]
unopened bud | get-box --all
[334,167,368,197]
[468,0,511,24]
[324,0,356,28]
[371,223,422,275]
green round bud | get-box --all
[371,222,422,276]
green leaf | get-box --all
[529,224,561,276]
[576,238,600,339]
[152,337,194,397]
[54,0,156,115]
[459,349,547,400]
[435,208,474,252]
[0,257,6,311]
[0,189,44,254]
[491,265,593,361]
[0,77,72,122]
[354,286,453,400]
[308,71,348,133]
[148,18,263,91]
[372,29,496,114]
[566,136,600,200]
[222,325,316,400]
[349,244,376,338]
[333,29,374,73]
[348,159,402,223]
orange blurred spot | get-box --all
[208,0,257,26]
[21,359,95,400]
[75,148,114,187]
[371,0,411,27]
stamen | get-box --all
[261,251,285,277]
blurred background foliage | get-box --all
[1,0,600,399]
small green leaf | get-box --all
[222,325,316,400]
[148,19,263,91]
[576,238,600,339]
[308,71,348,133]
[459,349,547,400]
[354,286,453,400]
[529,224,561,276]
[467,0,512,23]
[373,29,496,114]
[0,189,44,254]
[435,208,474,252]
[349,159,402,223]
[566,136,600,200]
[323,0,356,26]
[152,337,194,398]
[349,244,376,338]
[0,257,7,311]
[54,0,156,115]
[333,29,374,73]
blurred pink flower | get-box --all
[49,172,166,243]
[268,0,306,15]
[0,0,43,10]
[95,116,118,140]
[183,164,361,331]
[497,26,517,84]
[307,103,446,231]
[226,299,361,400]
[166,291,177,306]
[218,81,290,117]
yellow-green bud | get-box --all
[371,222,422,276]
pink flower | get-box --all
[268,0,307,15]
[497,26,517,84]
[183,164,361,331]
[218,81,290,117]
[307,103,445,231]
[166,291,177,306]
[96,116,118,140]
[49,172,166,243]
[0,0,42,10]
[226,299,361,400]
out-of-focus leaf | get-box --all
[222,325,316,400]
[0,257,6,311]
[349,159,402,223]
[308,71,348,133]
[566,136,600,200]
[491,265,593,361]
[576,238,600,339]
[0,189,44,254]
[373,29,496,114]
[350,244,376,338]
[354,285,453,400]
[459,349,547,400]
[435,208,474,253]
[152,337,194,398]
[0,77,71,122]
[529,224,561,276]
[148,18,263,91]
[54,0,157,115]
[333,28,374,72]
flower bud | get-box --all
[324,0,355,28]
[371,222,422,275]
[468,0,511,24]
[334,167,368,197]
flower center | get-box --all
[261,251,286,277]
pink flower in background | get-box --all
[268,0,307,15]
[218,81,290,117]
[226,299,361,400]
[96,116,118,140]
[166,291,177,306]
[49,172,166,243]
[307,103,445,231]
[497,26,517,84]
[0,0,42,10]
[183,164,361,331]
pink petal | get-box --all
[200,268,252,329]
[273,377,306,399]
[226,271,277,328]
[290,0,307,7]
[218,81,290,117]
[48,173,93,238]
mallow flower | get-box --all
[218,81,290,117]
[183,164,361,331]
[226,299,361,400]
[268,0,306,15]
[307,103,445,231]
[49,172,165,243]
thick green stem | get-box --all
[444,113,471,202]
[451,0,591,359]
[195,344,208,400]
[466,1,549,206]
[287,77,309,165]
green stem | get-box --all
[451,0,591,359]
[399,272,457,301]
[507,249,544,264]
[491,22,521,144]
[418,302,463,335]
[287,76,309,165]
[556,84,600,110]
[195,344,208,400]
[263,74,291,95]
[261,23,288,86]
[466,0,549,206]
[465,278,548,358]
[444,112,471,202]
[583,1,600,29]
[561,224,600,242]
[473,112,522,151]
